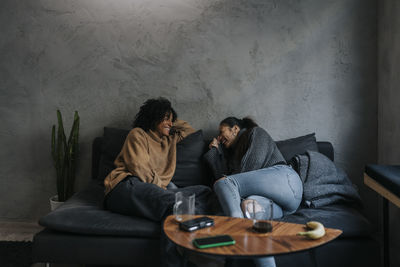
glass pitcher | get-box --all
[173,191,195,222]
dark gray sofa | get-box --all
[32,129,380,266]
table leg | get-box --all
[309,249,318,267]
[225,258,234,267]
[383,197,390,267]
[181,249,188,267]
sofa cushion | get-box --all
[279,204,372,238]
[97,127,129,180]
[276,133,319,162]
[39,180,161,238]
[365,164,400,198]
[316,141,334,161]
[172,130,211,187]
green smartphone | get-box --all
[193,235,235,249]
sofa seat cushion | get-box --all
[39,182,371,239]
[365,164,400,198]
[278,204,372,238]
[39,180,161,238]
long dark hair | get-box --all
[219,116,258,130]
[132,97,177,131]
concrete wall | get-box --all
[379,0,400,266]
[0,0,377,230]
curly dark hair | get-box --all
[132,97,177,131]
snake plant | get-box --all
[51,110,80,202]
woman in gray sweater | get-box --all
[203,117,303,267]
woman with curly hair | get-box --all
[104,97,212,222]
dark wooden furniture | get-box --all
[365,165,400,267]
[163,215,342,266]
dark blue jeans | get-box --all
[105,176,213,221]
[105,176,216,267]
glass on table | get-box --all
[244,198,273,233]
[173,191,195,222]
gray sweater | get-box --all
[203,127,286,180]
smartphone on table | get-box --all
[193,235,235,249]
[179,216,214,232]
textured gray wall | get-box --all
[379,0,400,266]
[0,0,377,228]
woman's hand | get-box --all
[208,137,220,149]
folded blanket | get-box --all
[291,151,361,208]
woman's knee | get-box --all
[282,183,302,214]
[213,176,230,190]
[166,181,178,190]
[105,179,134,215]
[266,168,303,214]
[286,171,303,204]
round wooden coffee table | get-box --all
[163,215,342,267]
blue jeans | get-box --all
[213,164,303,267]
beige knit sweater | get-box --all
[104,119,195,195]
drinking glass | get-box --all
[245,199,273,233]
[173,191,195,222]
